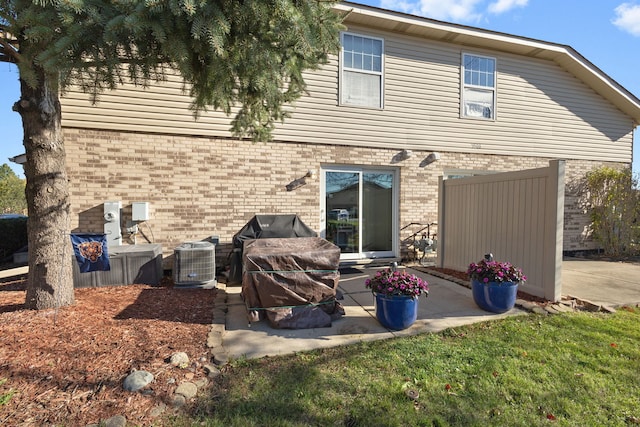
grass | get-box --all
[170,307,640,427]
[0,379,15,406]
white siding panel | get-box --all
[61,25,634,163]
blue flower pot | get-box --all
[374,293,419,330]
[471,279,518,313]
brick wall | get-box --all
[64,128,624,267]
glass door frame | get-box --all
[320,165,399,260]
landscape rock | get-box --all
[123,370,154,392]
[532,306,548,315]
[212,350,230,365]
[171,393,187,408]
[170,352,190,368]
[103,415,127,427]
[149,403,167,418]
[195,378,209,389]
[203,363,221,378]
[552,303,574,313]
[175,381,198,399]
[517,300,538,311]
[600,305,617,314]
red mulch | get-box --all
[0,276,217,426]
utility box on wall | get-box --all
[103,201,122,247]
[132,202,150,221]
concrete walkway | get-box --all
[562,257,640,307]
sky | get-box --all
[2,1,640,178]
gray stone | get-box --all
[194,378,209,389]
[551,303,574,313]
[149,403,167,418]
[544,305,560,314]
[516,300,538,311]
[175,381,198,399]
[212,350,229,365]
[170,352,190,368]
[104,415,127,427]
[171,393,187,408]
[559,299,577,308]
[123,370,154,392]
[203,363,221,378]
[532,306,548,315]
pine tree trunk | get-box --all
[15,70,74,310]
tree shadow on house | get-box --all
[114,285,217,324]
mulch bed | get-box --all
[0,275,217,426]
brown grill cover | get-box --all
[241,237,344,328]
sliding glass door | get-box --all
[321,166,397,259]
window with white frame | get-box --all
[340,32,384,108]
[461,53,496,119]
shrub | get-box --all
[583,166,639,256]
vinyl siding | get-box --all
[60,24,634,164]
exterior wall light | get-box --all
[421,152,441,167]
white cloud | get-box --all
[379,0,527,23]
[379,0,417,15]
[380,0,484,23]
[488,0,528,15]
[613,3,640,36]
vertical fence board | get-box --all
[438,160,565,300]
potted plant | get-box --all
[467,255,527,313]
[365,267,429,330]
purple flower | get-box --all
[365,267,429,297]
[467,258,526,285]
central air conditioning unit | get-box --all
[173,241,216,287]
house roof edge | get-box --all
[336,1,640,125]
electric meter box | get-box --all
[132,202,150,221]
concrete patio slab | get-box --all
[221,267,526,360]
[562,258,640,307]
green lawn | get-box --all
[171,307,640,427]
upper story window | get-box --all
[340,32,384,108]
[462,53,496,119]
